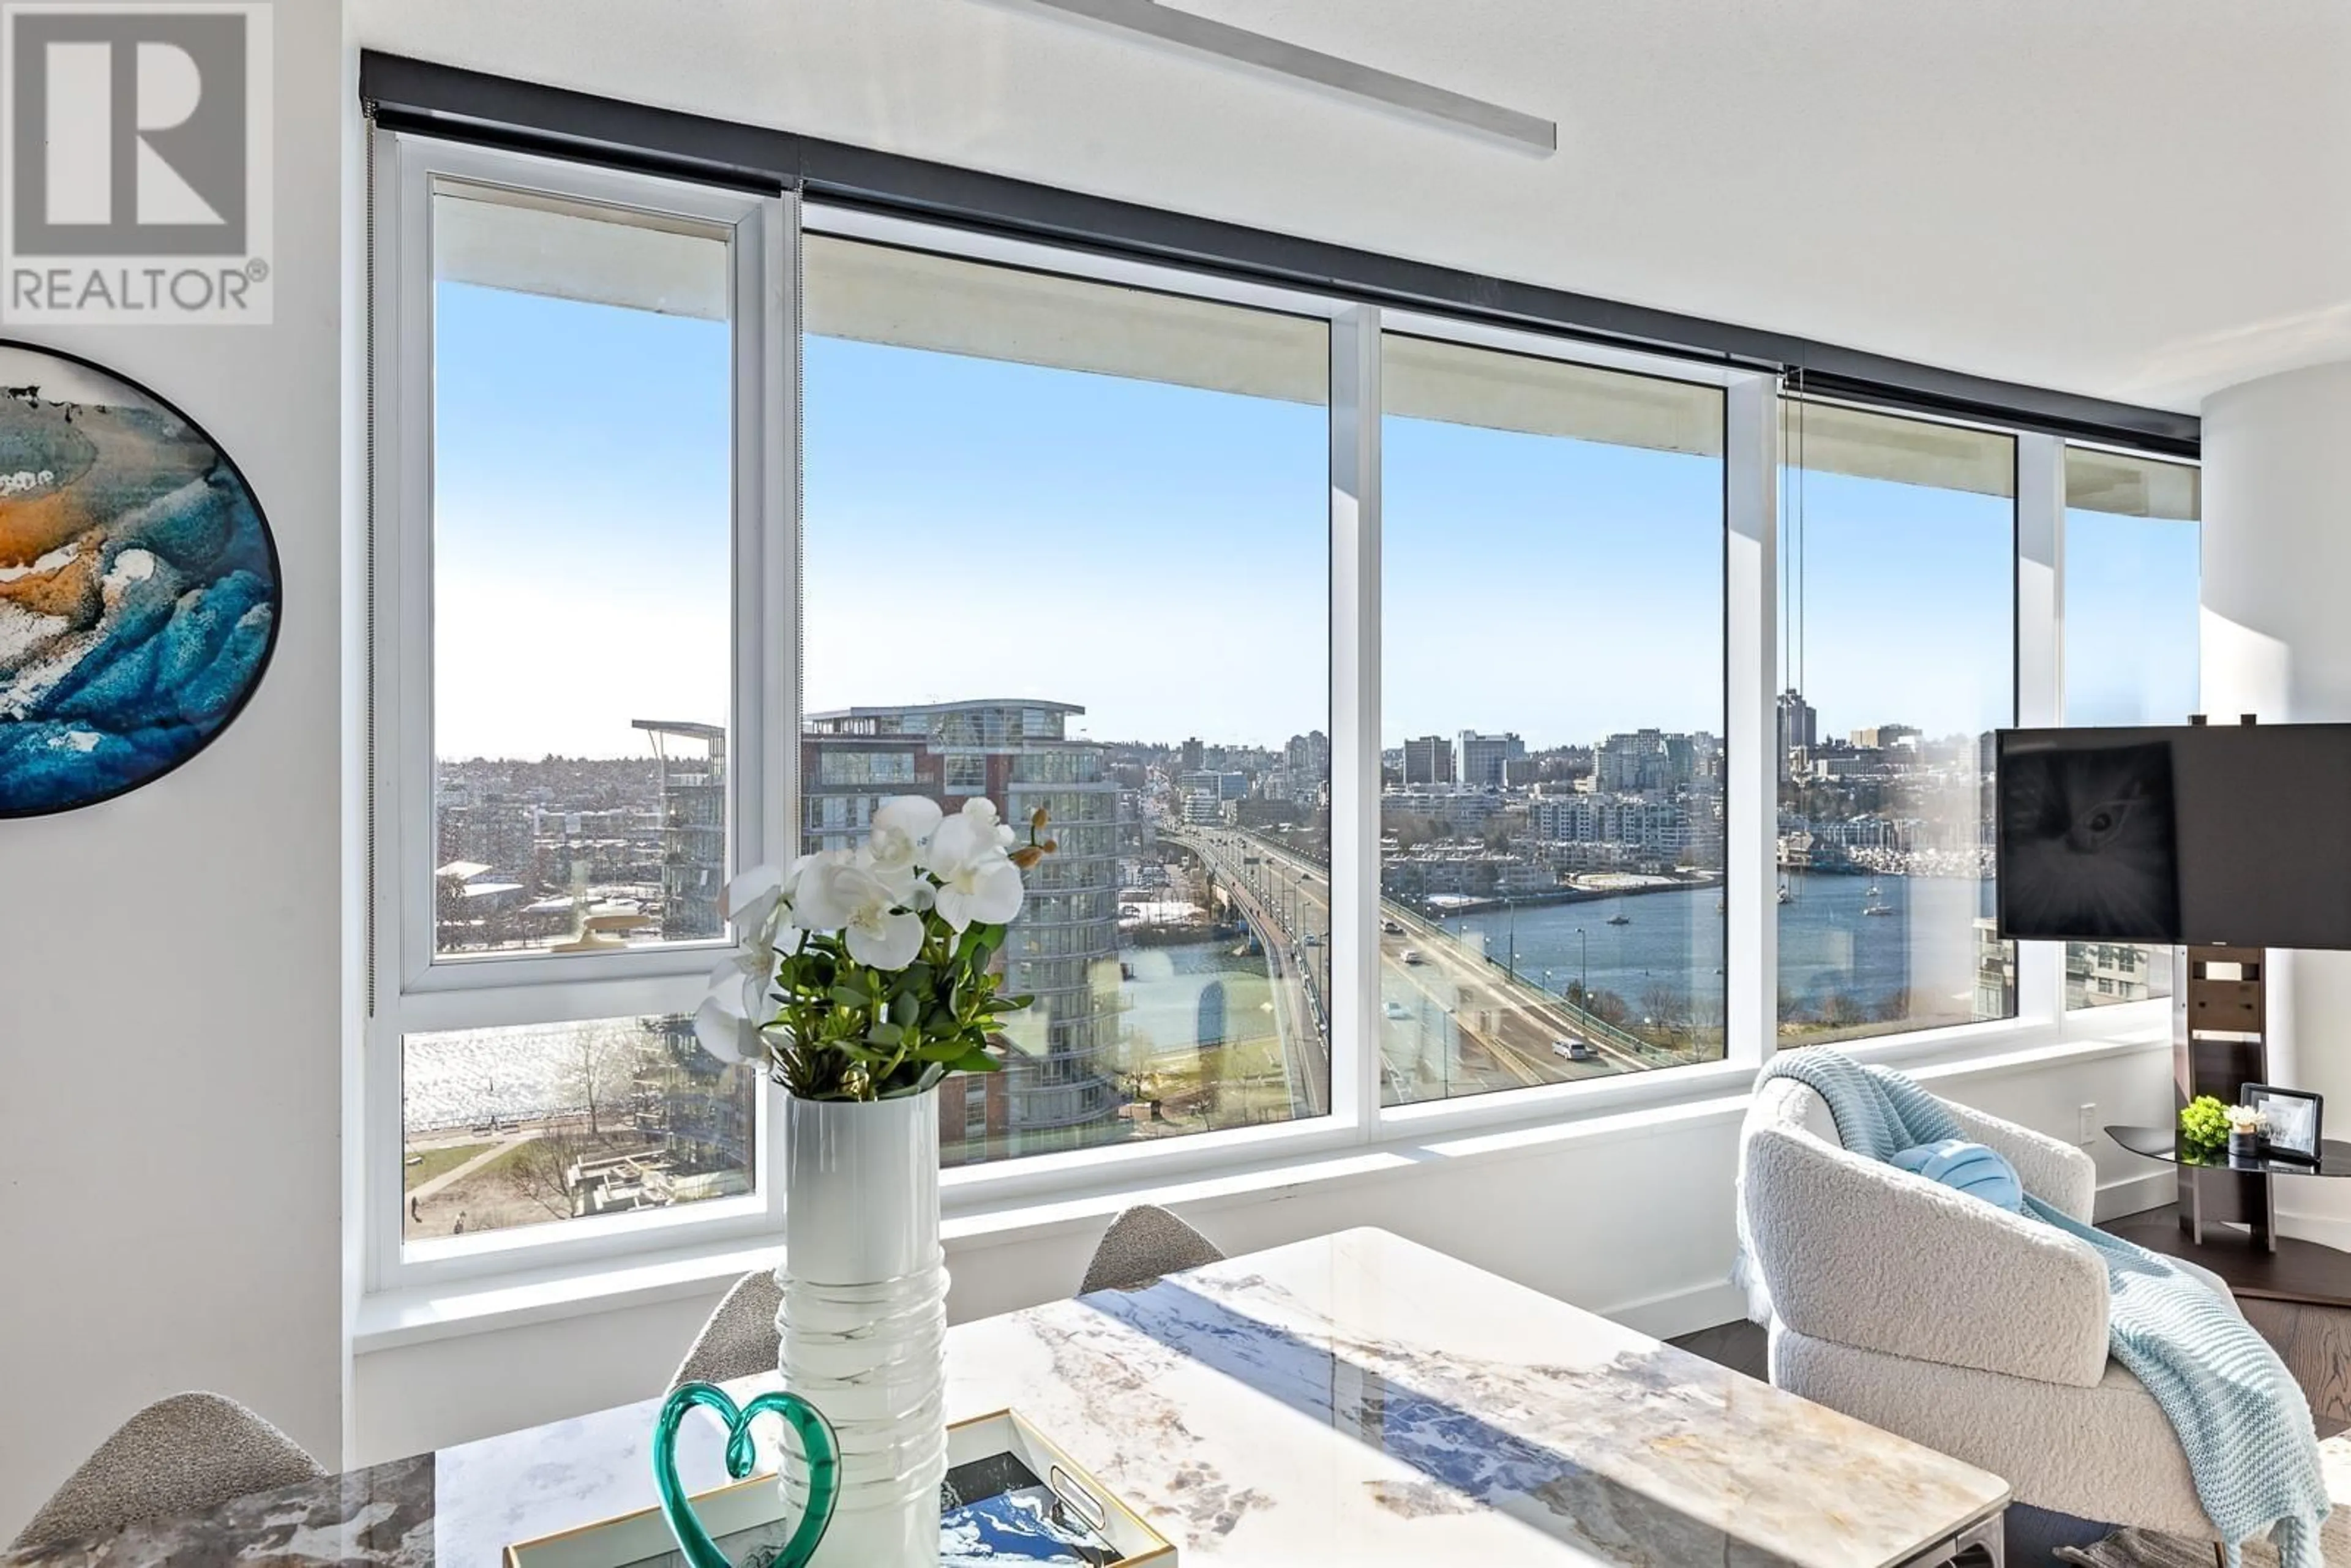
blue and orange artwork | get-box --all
[0,347,277,816]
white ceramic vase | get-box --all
[776,1091,947,1568]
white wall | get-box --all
[351,1038,2175,1463]
[2200,359,2351,1248]
[0,4,348,1540]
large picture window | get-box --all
[1378,337,1727,1100]
[1777,402,2017,1045]
[800,228,1334,1166]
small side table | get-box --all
[2105,1123,2351,1250]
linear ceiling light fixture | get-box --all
[1007,0,1556,152]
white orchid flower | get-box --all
[926,810,1026,931]
[792,849,925,970]
[695,862,810,1063]
[949,795,1018,849]
[686,992,752,1067]
[694,950,778,1062]
[924,805,1003,877]
[867,796,943,876]
[935,852,1024,931]
[722,863,783,928]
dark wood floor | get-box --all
[1666,1318,1766,1379]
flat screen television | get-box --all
[1993,723,2351,950]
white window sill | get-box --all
[351,1018,2170,1355]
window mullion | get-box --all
[1726,375,1780,1066]
[762,190,800,1212]
[2015,432,2065,1024]
[1331,305,1381,1135]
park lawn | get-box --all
[403,1140,496,1191]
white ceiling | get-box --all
[352,0,2351,413]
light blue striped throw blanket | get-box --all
[1760,1051,2327,1568]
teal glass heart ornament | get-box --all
[653,1381,839,1568]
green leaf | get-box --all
[829,985,870,1009]
[948,1046,1002,1074]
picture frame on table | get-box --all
[2243,1083,2323,1165]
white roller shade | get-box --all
[804,233,1329,405]
[1381,332,1724,457]
[432,182,730,321]
[2065,446,2200,520]
[1783,399,2016,498]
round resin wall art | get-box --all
[0,343,279,816]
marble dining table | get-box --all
[4,1227,2010,1568]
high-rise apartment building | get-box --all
[1403,735,1454,785]
[1595,729,1697,794]
[1284,729,1330,781]
[634,719,726,940]
[801,699,1123,1163]
[1455,730,1525,789]
[1775,689,1818,779]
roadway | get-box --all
[1164,825,1659,1110]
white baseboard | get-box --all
[2276,1208,2351,1251]
[2093,1169,2177,1222]
[1605,1277,1752,1341]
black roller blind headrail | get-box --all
[359,49,2198,460]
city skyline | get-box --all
[433,276,2190,763]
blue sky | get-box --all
[431,279,2197,760]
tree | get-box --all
[503,1127,588,1222]
[568,1019,639,1139]
[1817,989,1867,1029]
[1639,981,1693,1040]
[1583,988,1632,1026]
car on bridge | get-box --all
[1552,1037,1600,1063]
[1401,948,1423,965]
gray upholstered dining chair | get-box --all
[1079,1204,1224,1294]
[670,1267,784,1390]
[9,1392,326,1555]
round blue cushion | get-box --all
[1892,1138,2025,1213]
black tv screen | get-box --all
[1995,724,2351,950]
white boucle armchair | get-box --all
[1739,1073,2242,1545]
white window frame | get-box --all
[368,130,793,1289]
[364,130,2192,1299]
